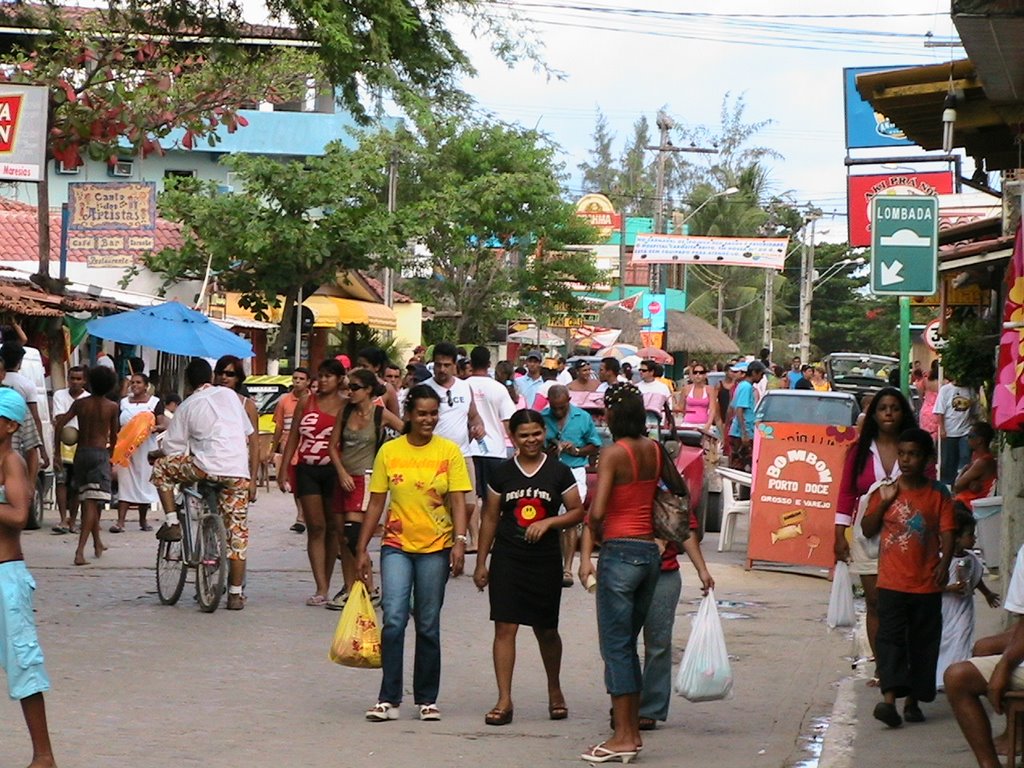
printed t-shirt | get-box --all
[933,383,978,438]
[728,380,755,438]
[273,392,301,434]
[425,377,473,453]
[370,435,472,553]
[488,455,576,559]
[867,479,954,594]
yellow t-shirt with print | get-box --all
[369,435,472,553]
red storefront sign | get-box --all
[0,94,23,153]
[847,172,954,247]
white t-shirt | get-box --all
[425,376,473,454]
[637,379,672,414]
[556,369,573,386]
[162,385,253,478]
[52,387,88,429]
[467,375,516,457]
[3,371,36,403]
[1005,543,1024,614]
[933,383,978,438]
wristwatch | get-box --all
[454,534,470,545]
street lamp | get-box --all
[799,244,863,361]
[813,256,866,287]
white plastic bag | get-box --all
[674,590,733,702]
[827,561,856,629]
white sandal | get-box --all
[366,702,399,721]
[419,703,441,721]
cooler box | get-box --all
[971,496,1003,570]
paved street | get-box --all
[2,490,861,768]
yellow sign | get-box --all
[86,253,135,268]
[575,193,620,239]
[68,182,157,231]
[910,277,985,307]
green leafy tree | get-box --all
[0,2,316,283]
[379,116,602,342]
[139,143,401,357]
[578,109,618,197]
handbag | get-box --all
[651,442,691,545]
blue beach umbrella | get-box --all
[86,301,253,359]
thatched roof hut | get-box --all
[597,307,739,357]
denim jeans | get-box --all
[596,538,661,696]
[940,435,971,487]
[640,568,682,721]
[378,546,450,706]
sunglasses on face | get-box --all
[639,368,650,373]
[692,370,706,375]
[349,384,365,392]
[217,369,240,378]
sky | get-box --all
[443,0,966,242]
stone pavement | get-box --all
[0,488,989,768]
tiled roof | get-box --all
[360,274,413,304]
[0,197,184,264]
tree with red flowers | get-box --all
[0,3,315,284]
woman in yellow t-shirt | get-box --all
[356,384,472,723]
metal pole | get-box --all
[799,214,818,362]
[384,151,398,310]
[899,297,911,398]
[762,269,774,351]
[294,286,302,370]
[618,213,627,300]
[650,112,672,295]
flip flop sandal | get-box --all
[50,526,69,535]
[580,742,638,764]
[305,594,328,607]
[109,525,124,533]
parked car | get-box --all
[821,353,921,411]
[753,389,861,427]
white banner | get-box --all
[632,234,790,270]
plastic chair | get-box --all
[715,466,752,553]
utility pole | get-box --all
[646,111,718,294]
[762,269,774,351]
[798,209,821,362]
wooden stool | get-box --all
[1004,690,1024,768]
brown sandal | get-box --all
[549,703,568,720]
[485,707,514,726]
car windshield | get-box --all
[828,356,894,381]
[756,394,857,426]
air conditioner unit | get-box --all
[55,160,79,175]
[110,159,133,178]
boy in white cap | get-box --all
[0,387,57,767]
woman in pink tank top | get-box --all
[578,383,662,764]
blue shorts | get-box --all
[0,561,50,700]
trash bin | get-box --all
[971,496,1003,570]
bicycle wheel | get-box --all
[195,513,228,612]
[156,536,187,605]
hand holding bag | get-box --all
[826,561,856,629]
[329,581,382,668]
[675,590,733,702]
[652,442,691,545]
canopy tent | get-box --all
[85,301,253,359]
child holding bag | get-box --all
[861,427,954,728]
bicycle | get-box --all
[155,480,228,612]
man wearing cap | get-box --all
[518,351,546,409]
[728,360,765,473]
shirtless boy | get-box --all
[52,366,119,567]
[0,388,57,767]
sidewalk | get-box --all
[0,489,968,768]
[819,569,1007,768]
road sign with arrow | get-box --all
[870,195,938,296]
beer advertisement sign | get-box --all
[0,85,47,182]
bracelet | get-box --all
[454,534,470,544]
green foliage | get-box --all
[373,116,603,342]
[142,143,402,353]
[942,316,997,390]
